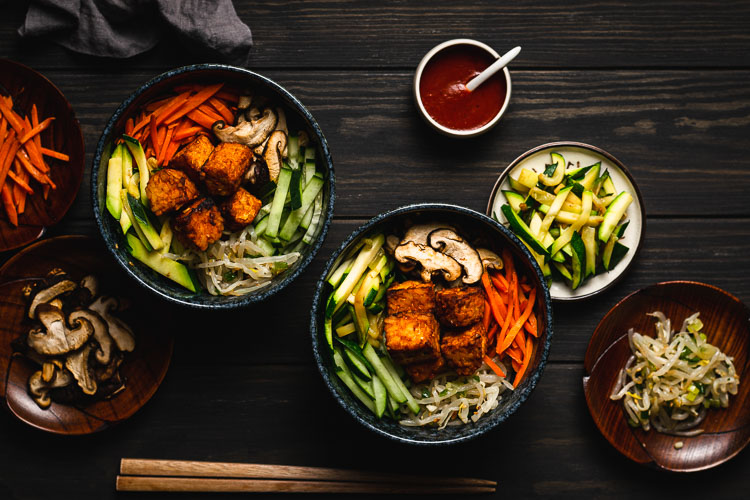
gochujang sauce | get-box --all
[419,45,507,131]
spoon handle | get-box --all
[466,46,521,92]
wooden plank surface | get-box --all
[3,1,750,69]
[1,364,748,499]
[1,1,749,498]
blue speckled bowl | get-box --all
[310,204,554,445]
[92,64,335,309]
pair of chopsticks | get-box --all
[116,458,496,494]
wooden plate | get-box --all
[486,142,645,301]
[0,59,85,252]
[0,235,173,434]
[583,281,750,471]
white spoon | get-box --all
[465,46,521,92]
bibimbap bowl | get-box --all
[92,64,335,309]
[310,204,553,445]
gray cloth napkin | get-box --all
[18,0,253,65]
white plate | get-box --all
[487,142,645,301]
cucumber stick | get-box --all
[105,154,123,219]
[598,191,633,242]
[329,234,385,316]
[372,375,387,418]
[362,343,406,404]
[333,349,375,413]
[123,135,150,203]
[127,193,163,251]
[120,189,152,252]
[540,152,565,186]
[499,204,549,258]
[279,173,324,241]
[549,190,592,257]
[265,167,293,239]
[302,192,324,244]
[380,354,420,414]
[121,143,134,190]
[126,233,196,291]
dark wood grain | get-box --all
[16,69,750,223]
[3,1,750,70]
[0,60,85,251]
[583,281,750,471]
[0,236,173,434]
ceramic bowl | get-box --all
[583,281,750,471]
[0,59,85,251]
[91,64,335,309]
[413,39,512,138]
[310,203,553,445]
[487,141,645,301]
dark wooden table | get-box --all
[2,1,749,498]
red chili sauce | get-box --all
[419,45,507,131]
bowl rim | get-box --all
[309,202,554,445]
[486,141,647,301]
[413,38,512,138]
[0,58,85,252]
[90,63,335,309]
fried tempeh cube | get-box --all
[384,312,440,365]
[172,197,224,251]
[440,322,487,376]
[145,168,200,216]
[404,356,446,383]
[169,134,214,183]
[386,280,435,315]
[435,285,485,328]
[201,142,253,196]
[220,187,262,231]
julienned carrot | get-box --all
[514,328,527,357]
[487,322,499,342]
[125,118,134,136]
[1,184,17,226]
[482,272,508,323]
[186,108,219,129]
[7,169,33,194]
[164,83,223,125]
[483,299,491,331]
[506,347,523,364]
[39,147,69,162]
[17,151,56,189]
[520,282,532,294]
[19,117,54,144]
[154,91,191,126]
[0,133,20,188]
[0,98,25,135]
[196,103,224,124]
[490,274,508,293]
[208,97,234,124]
[499,288,536,353]
[513,336,534,387]
[157,126,175,166]
[173,125,204,141]
[164,138,181,165]
[496,298,514,355]
[148,116,160,159]
[483,355,506,378]
[17,168,30,213]
[525,312,538,337]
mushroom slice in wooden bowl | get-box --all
[583,281,750,471]
[0,235,173,434]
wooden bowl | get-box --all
[583,281,750,471]
[0,59,85,252]
[0,235,173,434]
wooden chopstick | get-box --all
[116,476,495,494]
[117,458,496,494]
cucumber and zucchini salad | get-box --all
[324,233,421,419]
[494,151,634,290]
[102,134,327,294]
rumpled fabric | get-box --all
[18,0,253,65]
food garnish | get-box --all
[610,311,740,436]
[13,270,135,409]
[493,151,633,290]
[325,223,540,428]
[102,84,326,295]
[0,93,70,226]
